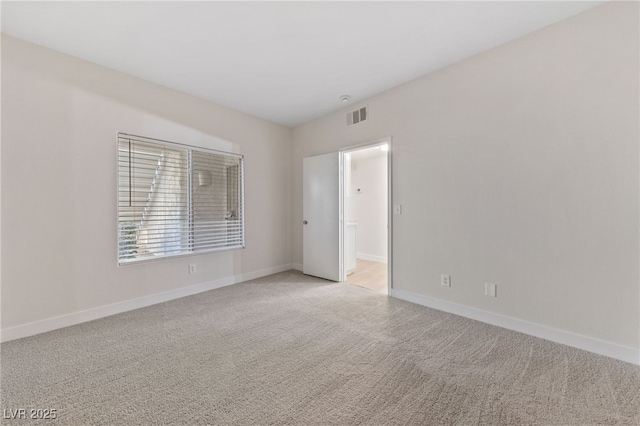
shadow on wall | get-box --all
[4,35,275,144]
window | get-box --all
[117,133,244,265]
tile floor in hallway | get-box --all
[346,259,387,293]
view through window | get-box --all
[117,133,244,264]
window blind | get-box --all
[117,133,244,265]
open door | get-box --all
[303,152,343,282]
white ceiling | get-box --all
[1,1,603,127]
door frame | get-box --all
[339,136,393,292]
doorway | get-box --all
[341,139,391,294]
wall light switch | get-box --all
[485,282,497,297]
[393,204,402,215]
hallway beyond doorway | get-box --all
[346,260,387,293]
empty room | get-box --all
[1,1,639,425]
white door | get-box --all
[303,152,342,281]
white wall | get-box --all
[293,2,639,356]
[349,153,388,263]
[1,35,292,334]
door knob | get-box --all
[303,220,308,225]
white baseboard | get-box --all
[390,288,639,366]
[291,263,303,271]
[238,264,294,282]
[356,253,388,263]
[0,263,294,343]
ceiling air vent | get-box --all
[346,106,368,126]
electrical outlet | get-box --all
[441,274,451,287]
[393,204,402,215]
[485,282,497,297]
[188,264,196,274]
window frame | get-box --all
[116,132,245,266]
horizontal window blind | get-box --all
[117,133,244,265]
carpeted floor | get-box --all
[1,270,639,425]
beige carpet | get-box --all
[1,270,639,425]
